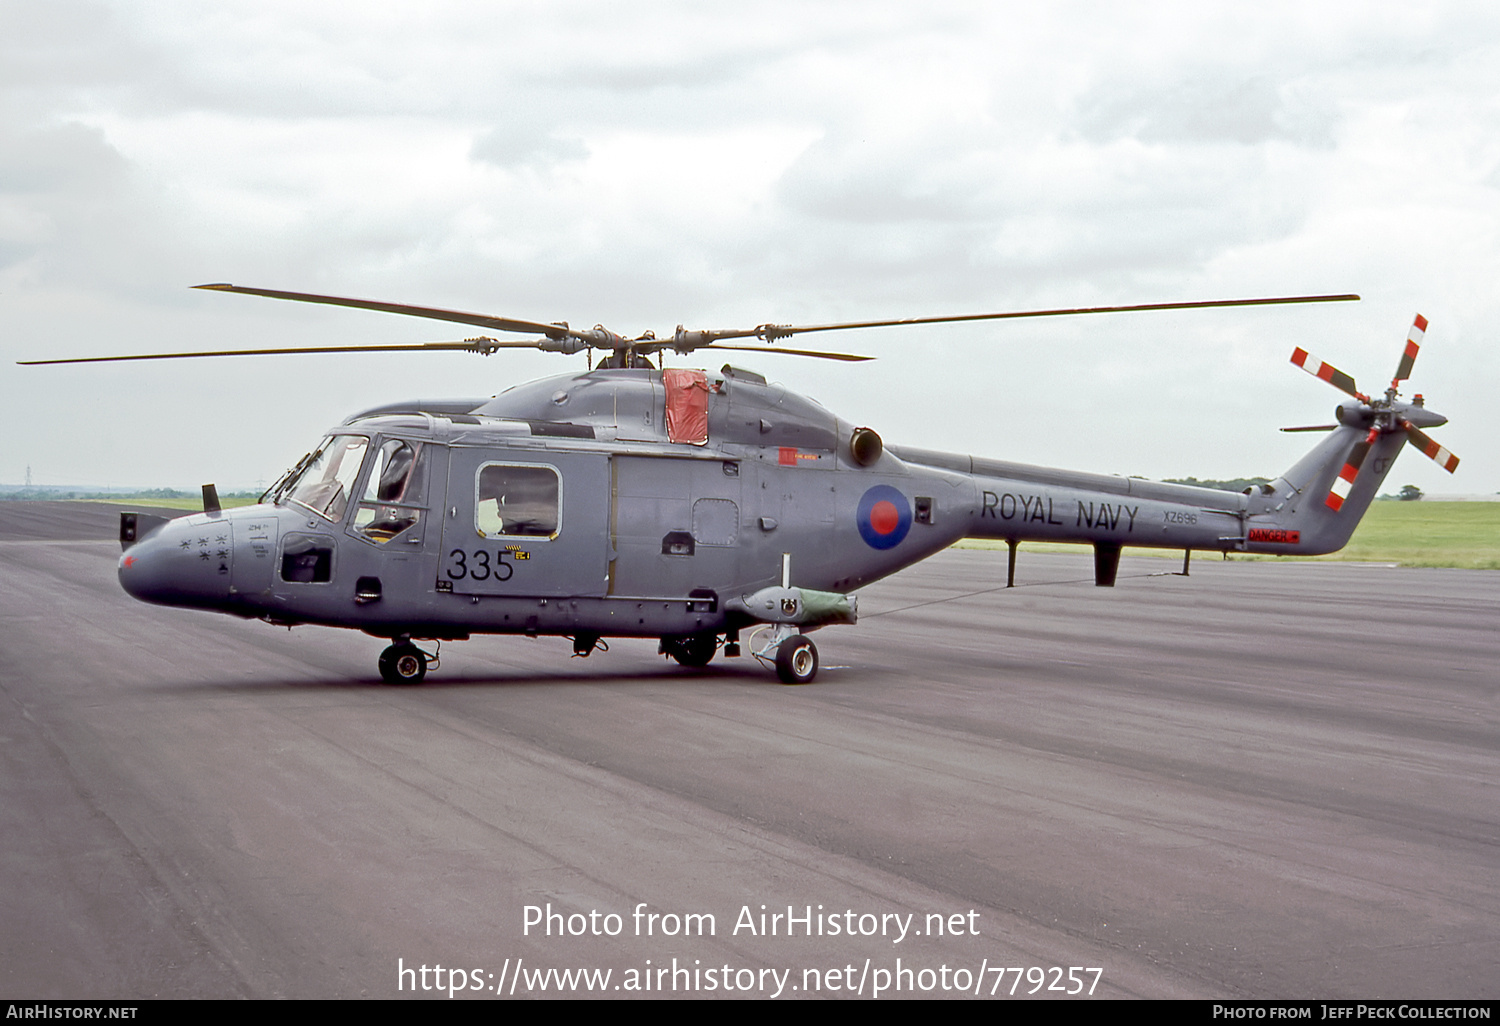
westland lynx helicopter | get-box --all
[23,286,1458,684]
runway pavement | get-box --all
[1,503,1496,999]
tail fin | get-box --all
[1249,424,1405,555]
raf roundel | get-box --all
[856,485,912,550]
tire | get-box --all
[379,644,427,685]
[775,635,818,685]
[664,632,717,668]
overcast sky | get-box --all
[3,0,1496,495]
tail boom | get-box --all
[894,420,1406,565]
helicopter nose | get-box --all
[118,516,233,607]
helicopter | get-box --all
[22,285,1458,685]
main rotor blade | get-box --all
[1401,421,1460,473]
[29,286,1357,366]
[18,338,531,365]
[695,294,1361,343]
[706,343,873,362]
[194,283,578,340]
[1279,424,1338,433]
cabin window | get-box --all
[692,498,739,546]
[476,463,560,539]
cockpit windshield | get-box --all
[277,435,369,521]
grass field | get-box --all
[1285,500,1500,569]
[954,501,1500,570]
[89,495,261,510]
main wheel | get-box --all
[775,635,818,685]
[664,632,718,668]
[378,643,427,685]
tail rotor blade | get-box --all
[1291,347,1368,402]
[1325,427,1379,511]
[1402,421,1460,473]
[1391,314,1427,386]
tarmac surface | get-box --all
[2,502,1496,999]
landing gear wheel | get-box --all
[775,635,818,685]
[379,643,427,685]
[663,632,718,668]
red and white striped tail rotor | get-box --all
[1292,313,1458,512]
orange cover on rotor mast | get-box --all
[664,368,710,445]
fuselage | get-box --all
[118,364,1408,640]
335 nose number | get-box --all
[446,548,517,582]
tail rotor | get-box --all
[1289,314,1458,511]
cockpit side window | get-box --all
[476,463,559,539]
[363,439,423,505]
[352,439,426,543]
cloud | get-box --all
[1075,74,1339,148]
[2,2,1496,492]
[470,119,589,170]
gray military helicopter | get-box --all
[23,286,1458,684]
